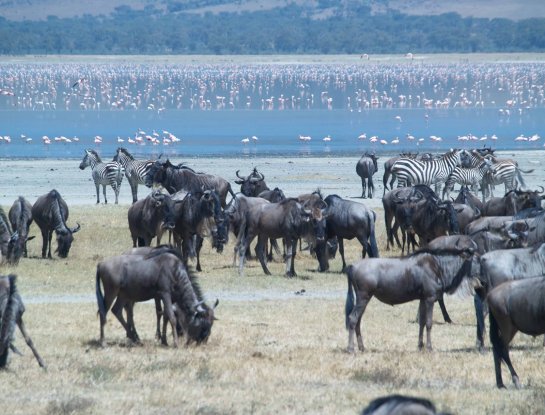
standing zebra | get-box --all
[391,149,467,195]
[356,152,378,198]
[442,158,492,200]
[484,156,534,197]
[113,147,155,203]
[79,149,124,204]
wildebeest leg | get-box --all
[160,294,178,348]
[347,296,370,353]
[111,297,135,342]
[256,235,272,275]
[285,238,297,278]
[47,230,53,259]
[155,298,163,341]
[338,238,347,272]
[239,230,256,276]
[361,176,367,198]
[438,296,452,324]
[16,315,46,369]
[39,229,48,258]
[357,235,369,259]
[368,177,374,199]
[195,236,204,272]
[475,291,486,351]
[489,311,520,388]
[418,300,434,351]
[124,303,140,342]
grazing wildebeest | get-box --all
[316,194,378,272]
[382,187,412,251]
[113,147,155,203]
[127,190,178,247]
[234,168,269,197]
[356,152,378,199]
[483,188,544,216]
[145,159,235,207]
[345,241,475,352]
[475,243,545,350]
[96,248,215,347]
[361,394,448,415]
[488,277,545,389]
[7,197,35,264]
[31,190,81,258]
[122,246,219,346]
[172,189,227,272]
[238,198,319,277]
[79,149,124,204]
[0,274,46,369]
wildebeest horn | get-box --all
[213,299,219,309]
[71,223,81,233]
[235,170,245,179]
[537,185,544,194]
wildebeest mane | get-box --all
[50,190,69,232]
[361,394,438,415]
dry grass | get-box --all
[1,205,545,414]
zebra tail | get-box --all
[515,168,528,189]
[95,267,106,322]
[345,265,355,330]
[0,275,18,368]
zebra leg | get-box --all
[130,180,138,204]
[94,183,100,204]
[102,184,108,204]
[113,183,120,204]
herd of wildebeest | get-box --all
[1,145,545,397]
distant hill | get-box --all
[1,0,544,22]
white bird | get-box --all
[358,133,367,140]
[514,135,528,141]
[323,135,331,142]
[241,137,250,144]
[406,134,415,141]
[251,135,259,142]
[391,137,400,144]
[491,134,498,140]
[379,139,388,145]
[529,134,540,142]
[117,136,124,143]
[369,136,378,143]
[394,115,402,122]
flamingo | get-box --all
[379,139,388,145]
[251,135,259,142]
[358,133,367,140]
[394,115,402,122]
[241,137,250,144]
[117,136,124,143]
[323,135,331,142]
[529,134,540,142]
[391,137,400,144]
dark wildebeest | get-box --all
[316,194,379,272]
[454,185,484,214]
[257,187,285,203]
[7,196,35,264]
[96,248,215,347]
[475,243,545,351]
[172,189,227,272]
[144,159,235,208]
[0,274,46,369]
[238,198,321,277]
[31,190,81,258]
[122,246,218,346]
[234,168,269,197]
[488,277,545,389]
[297,190,328,252]
[483,188,544,216]
[452,203,481,234]
[356,152,378,199]
[382,187,412,251]
[361,394,449,415]
[127,190,178,247]
[345,241,475,352]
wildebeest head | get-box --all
[145,159,171,188]
[235,168,267,197]
[258,187,285,202]
[198,189,227,252]
[186,299,219,345]
[151,191,178,230]
[55,223,81,258]
[6,231,35,265]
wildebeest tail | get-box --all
[368,211,379,258]
[95,266,106,321]
[345,265,355,330]
[0,275,18,368]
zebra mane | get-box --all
[86,149,102,162]
[118,147,134,160]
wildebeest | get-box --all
[345,241,475,352]
[316,194,379,272]
[0,274,46,369]
[257,187,285,203]
[31,190,81,258]
[7,197,35,264]
[361,394,449,415]
[475,243,545,350]
[96,248,215,347]
[127,190,178,247]
[172,189,227,272]
[145,159,235,207]
[122,246,218,346]
[488,277,545,389]
[452,203,480,234]
[234,168,269,197]
[454,185,484,214]
[356,152,378,199]
[382,187,412,251]
[483,188,544,216]
[238,198,320,277]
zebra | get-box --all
[484,156,534,197]
[390,149,467,195]
[113,147,155,203]
[442,158,493,200]
[79,149,124,204]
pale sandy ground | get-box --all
[1,150,544,210]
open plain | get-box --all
[1,151,545,414]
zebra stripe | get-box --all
[391,149,464,194]
[114,147,154,203]
[80,149,124,204]
[443,160,492,200]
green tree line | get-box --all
[1,4,544,54]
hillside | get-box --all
[0,0,544,21]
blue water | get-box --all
[0,107,544,159]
